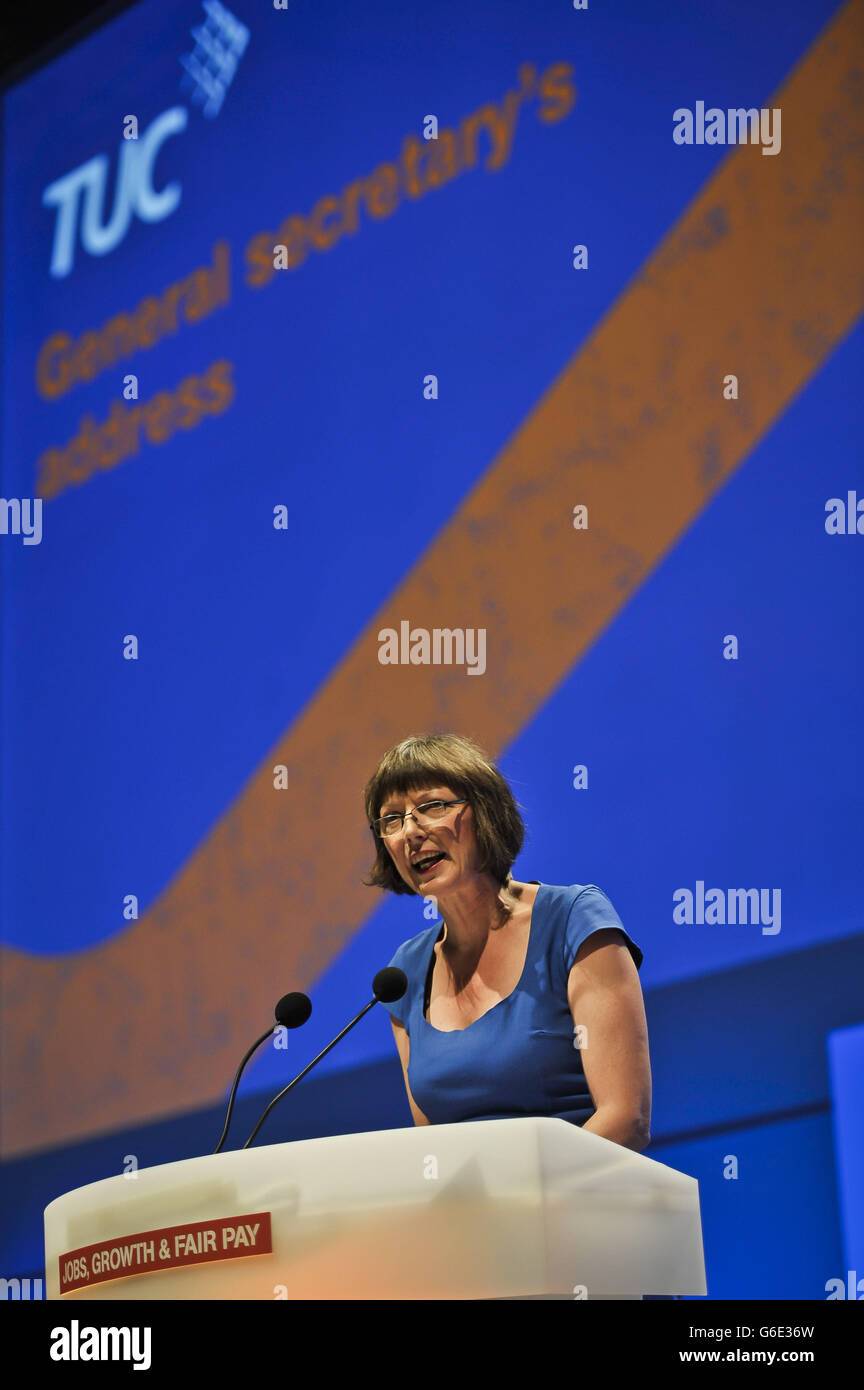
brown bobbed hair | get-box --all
[363,732,525,896]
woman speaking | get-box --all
[365,732,651,1150]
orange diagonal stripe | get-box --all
[3,0,862,1156]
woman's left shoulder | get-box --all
[537,882,643,971]
[532,881,617,916]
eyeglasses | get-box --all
[371,798,468,838]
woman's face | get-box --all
[379,784,480,896]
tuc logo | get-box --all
[41,106,188,280]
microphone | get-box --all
[212,991,312,1153]
[241,967,407,1149]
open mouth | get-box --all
[411,852,448,876]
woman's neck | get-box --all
[439,876,526,956]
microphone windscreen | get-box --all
[275,992,312,1028]
[373,967,407,1003]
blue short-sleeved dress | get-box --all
[381,881,642,1127]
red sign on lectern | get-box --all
[59,1211,273,1293]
